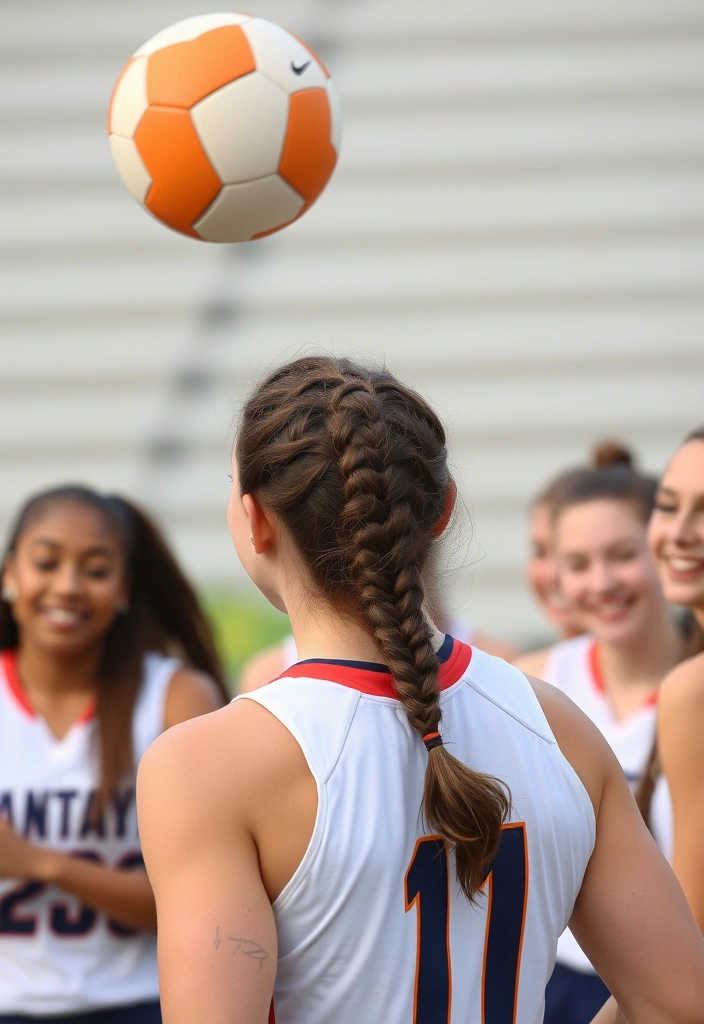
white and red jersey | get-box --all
[544,634,672,973]
[0,649,178,1016]
[236,637,595,1024]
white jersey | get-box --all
[544,634,673,974]
[0,649,178,1015]
[236,636,595,1024]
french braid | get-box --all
[236,356,509,899]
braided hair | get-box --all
[236,356,509,900]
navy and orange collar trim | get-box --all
[276,635,472,699]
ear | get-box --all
[242,494,276,554]
[431,479,457,538]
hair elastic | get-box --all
[422,731,443,752]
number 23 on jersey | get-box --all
[404,823,528,1024]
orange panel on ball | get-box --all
[134,107,221,236]
[146,25,256,109]
[278,88,337,210]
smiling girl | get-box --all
[0,486,228,1023]
[520,445,687,1024]
[649,427,704,931]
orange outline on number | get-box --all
[404,834,453,1024]
[480,821,530,1024]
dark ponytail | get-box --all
[0,486,228,800]
[236,357,509,901]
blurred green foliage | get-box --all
[201,589,290,691]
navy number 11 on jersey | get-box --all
[404,823,529,1024]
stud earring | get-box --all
[249,535,254,546]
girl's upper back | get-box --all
[236,640,595,1024]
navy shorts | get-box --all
[544,962,610,1024]
[0,1002,161,1024]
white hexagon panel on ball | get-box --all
[108,136,152,203]
[134,13,253,57]
[242,18,329,94]
[109,57,148,139]
[194,176,304,242]
[191,73,290,184]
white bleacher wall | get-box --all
[2,0,704,644]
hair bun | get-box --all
[593,440,634,469]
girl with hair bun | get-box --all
[649,427,704,929]
[516,442,689,1024]
[520,442,640,681]
[138,358,704,1024]
[0,486,228,1023]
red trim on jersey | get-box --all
[589,641,658,708]
[276,638,472,698]
[588,641,605,696]
[0,649,96,723]
[2,650,35,718]
[268,1000,276,1024]
[76,698,97,724]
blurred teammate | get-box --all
[0,486,228,1023]
[515,444,688,1024]
[138,358,704,1024]
[650,428,704,929]
[525,467,584,649]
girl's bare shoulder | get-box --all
[658,652,704,725]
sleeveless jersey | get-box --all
[544,634,673,973]
[235,637,595,1024]
[0,650,178,1016]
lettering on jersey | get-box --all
[79,792,106,839]
[24,792,48,840]
[0,788,136,843]
[113,788,135,839]
[0,792,14,829]
[0,848,145,939]
[56,790,78,839]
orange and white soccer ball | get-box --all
[108,13,342,242]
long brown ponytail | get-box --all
[236,356,509,900]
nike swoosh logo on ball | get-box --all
[291,59,312,75]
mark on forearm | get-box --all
[214,926,222,950]
[228,936,269,972]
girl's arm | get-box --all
[137,702,280,1024]
[657,654,704,929]
[0,820,157,932]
